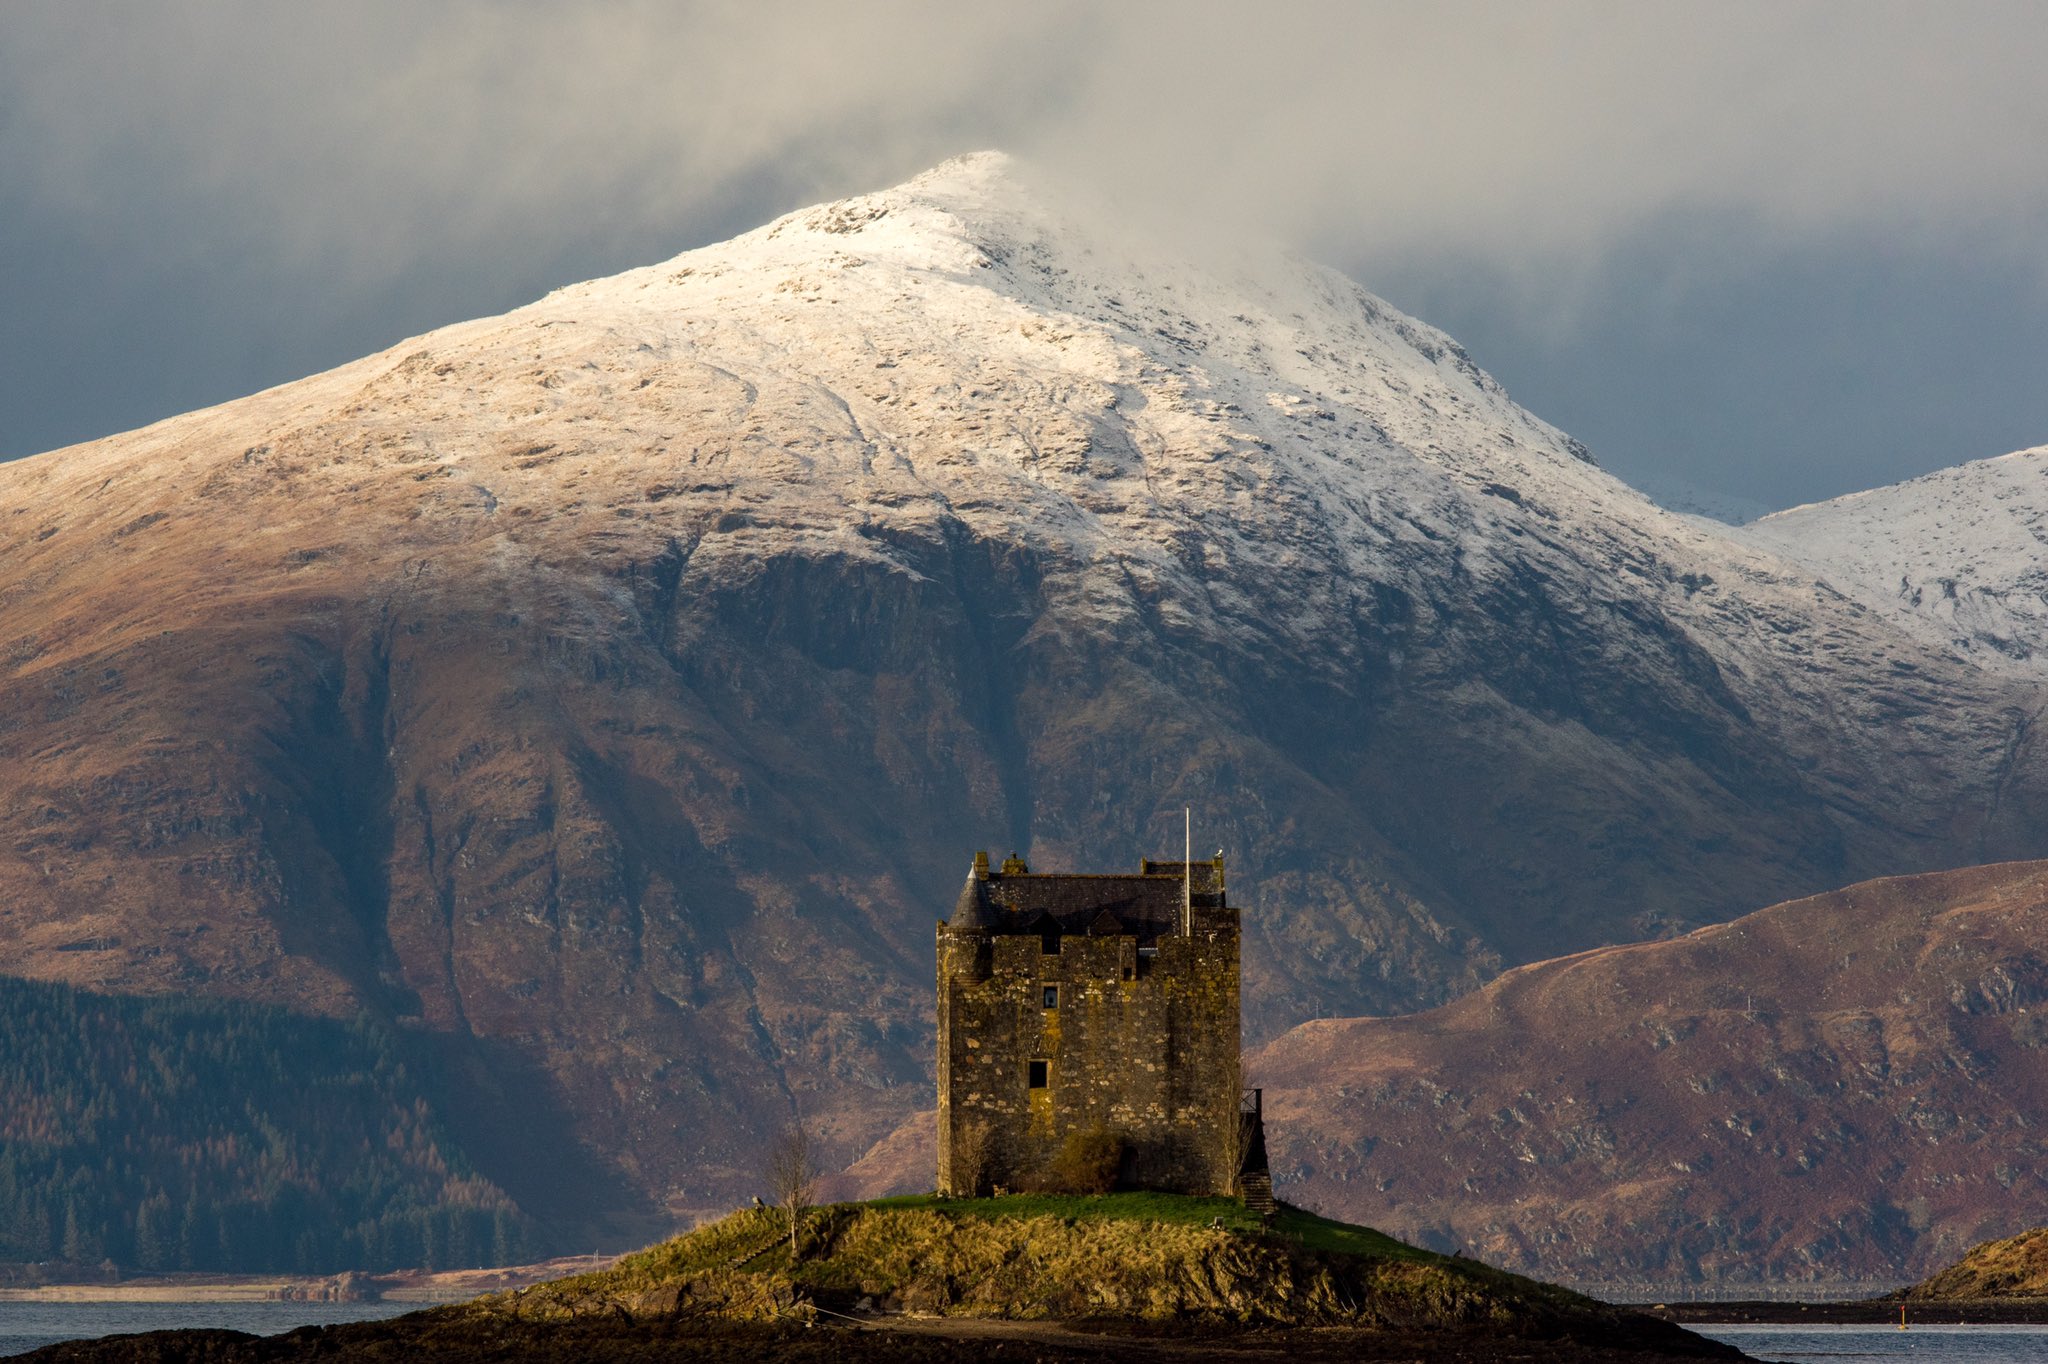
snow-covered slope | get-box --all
[435,150,1655,668]
[350,147,2028,775]
[4,152,2047,1225]
[1739,446,2048,668]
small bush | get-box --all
[1029,1126,1122,1194]
[949,1120,995,1197]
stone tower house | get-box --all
[936,850,1255,1196]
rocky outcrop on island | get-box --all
[1897,1225,2048,1300]
[8,153,2048,1237]
[1254,860,2048,1284]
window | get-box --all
[1042,984,1058,1009]
[1028,1059,1049,1089]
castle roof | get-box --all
[950,864,998,932]
[942,853,1225,940]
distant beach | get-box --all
[0,1255,618,1307]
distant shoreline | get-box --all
[0,1279,309,1304]
[0,1255,620,1307]
[1639,1299,2048,1326]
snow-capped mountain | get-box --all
[1740,446,2048,668]
[2,153,2045,1224]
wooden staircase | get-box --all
[1238,1086,1277,1216]
[1239,1169,1277,1217]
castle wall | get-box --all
[937,898,1239,1195]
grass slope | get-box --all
[1899,1226,2048,1300]
[453,1194,1725,1354]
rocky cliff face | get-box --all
[1255,860,2048,1284]
[4,153,2046,1227]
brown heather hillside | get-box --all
[1250,861,2048,1285]
[8,157,2048,1245]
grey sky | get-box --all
[6,1,2048,513]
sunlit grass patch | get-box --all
[468,1193,1617,1332]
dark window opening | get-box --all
[1028,1059,1049,1089]
[1042,985,1058,1009]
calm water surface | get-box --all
[10,1309,2048,1362]
[1698,1324,2048,1362]
[0,1300,415,1357]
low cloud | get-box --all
[6,1,2048,494]
[9,1,2047,279]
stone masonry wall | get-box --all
[937,898,1239,1194]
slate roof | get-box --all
[946,856,1225,939]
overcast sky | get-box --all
[7,1,2048,515]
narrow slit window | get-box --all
[1028,1059,1049,1089]
[1042,984,1058,1009]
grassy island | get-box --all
[17,1196,1742,1361]
[406,1194,1736,1360]
[476,1194,1554,1326]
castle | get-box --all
[936,850,1268,1201]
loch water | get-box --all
[1697,1323,2048,1362]
[0,1300,414,1357]
[10,1305,2048,1362]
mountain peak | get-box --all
[1737,443,2048,668]
[652,149,1050,285]
[894,148,1024,199]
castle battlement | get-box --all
[936,850,1246,1196]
